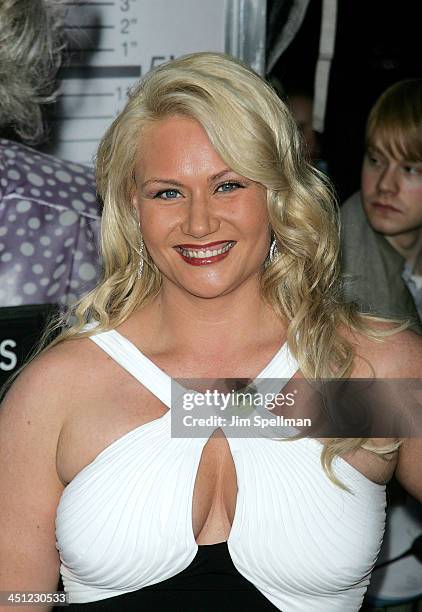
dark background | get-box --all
[267,0,421,202]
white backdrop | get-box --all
[51,0,266,165]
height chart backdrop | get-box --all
[51,0,266,165]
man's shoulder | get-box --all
[340,191,366,223]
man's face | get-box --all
[361,138,422,237]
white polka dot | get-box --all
[45,214,54,221]
[41,165,54,174]
[14,263,22,272]
[28,172,44,187]
[30,188,41,197]
[74,250,83,261]
[0,226,7,236]
[20,242,34,256]
[64,237,74,247]
[70,186,77,193]
[47,179,57,186]
[1,178,7,187]
[72,200,85,211]
[10,296,23,306]
[8,214,16,222]
[70,280,80,289]
[45,191,53,197]
[1,252,12,262]
[68,163,84,173]
[7,169,20,180]
[0,244,4,252]
[54,228,63,236]
[40,236,51,246]
[75,176,87,185]
[4,149,16,158]
[23,282,37,295]
[56,254,64,263]
[59,190,68,198]
[16,228,25,236]
[78,262,96,281]
[28,217,41,229]
[82,191,95,203]
[47,282,60,296]
[59,210,78,226]
[32,264,43,274]
[55,170,72,183]
[43,249,52,258]
[67,293,77,303]
[16,201,31,213]
[53,264,66,279]
[40,277,49,286]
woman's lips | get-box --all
[174,240,236,266]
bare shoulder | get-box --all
[0,336,100,594]
[342,323,422,378]
[1,335,99,423]
[0,335,100,477]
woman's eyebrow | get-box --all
[140,169,236,189]
[141,178,184,188]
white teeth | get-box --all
[179,242,234,259]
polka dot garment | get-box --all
[0,139,102,306]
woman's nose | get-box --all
[181,193,220,238]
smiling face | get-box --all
[361,137,422,237]
[132,115,271,299]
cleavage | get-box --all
[191,430,238,545]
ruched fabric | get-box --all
[55,329,386,611]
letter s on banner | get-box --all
[0,339,18,371]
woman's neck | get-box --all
[133,279,286,356]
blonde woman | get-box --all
[0,52,420,612]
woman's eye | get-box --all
[154,189,181,200]
[216,181,243,193]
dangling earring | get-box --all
[269,238,279,262]
[137,238,144,278]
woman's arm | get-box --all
[0,351,68,612]
[380,330,422,502]
[395,438,422,502]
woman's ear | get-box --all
[131,181,141,218]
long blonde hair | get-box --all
[49,52,399,485]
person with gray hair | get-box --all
[0,0,101,307]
